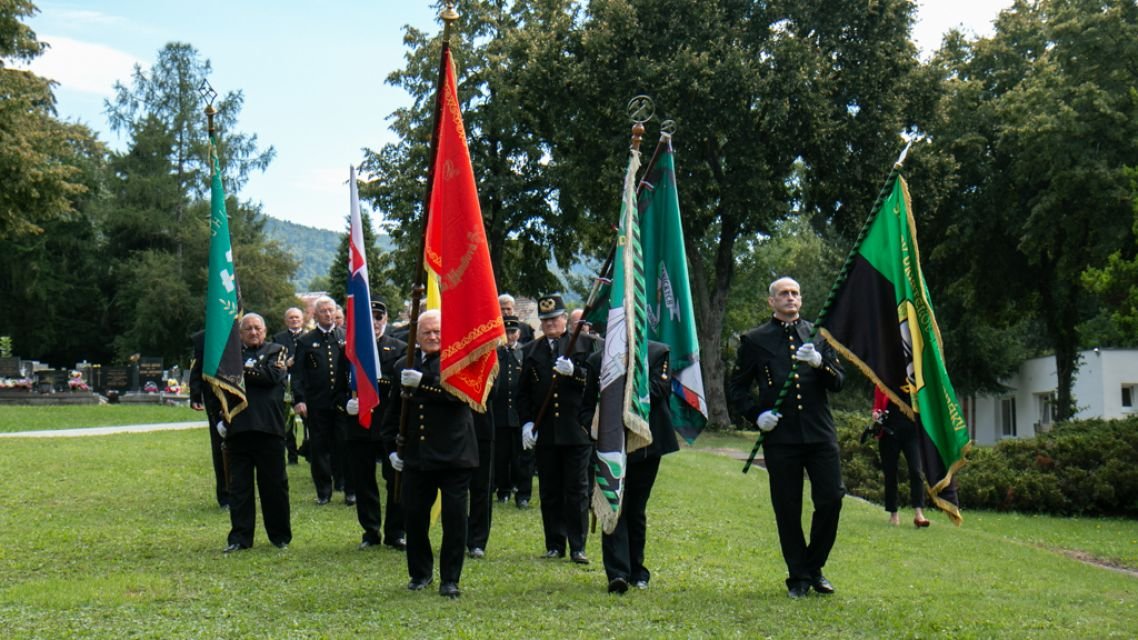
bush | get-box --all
[838,414,1138,517]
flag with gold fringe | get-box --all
[423,45,504,412]
[592,143,652,534]
[203,132,246,421]
[818,173,970,524]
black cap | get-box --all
[504,315,520,330]
[370,300,387,316]
[537,295,566,320]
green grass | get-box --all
[0,427,1136,639]
[0,404,200,432]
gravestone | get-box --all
[0,357,21,378]
[138,357,163,392]
[101,366,132,394]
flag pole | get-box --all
[395,2,459,494]
[742,143,911,473]
[531,118,666,437]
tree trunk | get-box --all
[686,209,739,430]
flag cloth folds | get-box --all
[344,166,382,428]
[423,46,504,412]
[203,133,247,422]
[593,145,652,534]
[638,138,707,444]
[818,174,970,524]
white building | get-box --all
[966,349,1138,445]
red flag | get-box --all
[424,47,505,411]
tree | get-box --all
[923,0,1138,418]
[0,0,95,237]
[361,0,565,299]
[510,0,928,427]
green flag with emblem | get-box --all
[203,133,247,421]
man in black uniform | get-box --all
[466,393,494,559]
[273,306,306,464]
[519,294,597,565]
[382,310,478,598]
[728,277,845,598]
[492,316,530,507]
[341,300,407,550]
[499,294,534,344]
[189,329,228,510]
[581,340,679,593]
[220,313,291,552]
[291,296,349,504]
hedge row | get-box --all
[834,411,1138,517]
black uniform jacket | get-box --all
[491,342,524,430]
[728,317,844,445]
[228,341,289,438]
[518,332,599,447]
[271,329,304,362]
[334,332,408,441]
[291,325,346,408]
[380,350,479,471]
[580,340,680,460]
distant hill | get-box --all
[260,215,396,292]
[261,216,341,291]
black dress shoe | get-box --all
[633,580,649,590]
[223,543,249,553]
[386,538,407,551]
[787,584,810,599]
[608,577,629,594]
[407,577,433,591]
[345,494,357,506]
[468,547,485,559]
[811,576,835,595]
[439,582,461,598]
[516,499,530,509]
[273,542,289,550]
[542,549,563,559]
[358,539,381,550]
[570,550,590,565]
[315,496,331,505]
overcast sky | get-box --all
[25,1,1011,231]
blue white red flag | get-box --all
[345,165,382,427]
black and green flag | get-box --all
[203,133,246,421]
[818,174,969,523]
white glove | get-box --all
[554,356,575,376]
[756,410,780,432]
[522,422,537,449]
[401,369,423,388]
[388,452,404,472]
[795,343,823,368]
[346,398,359,415]
[216,421,228,439]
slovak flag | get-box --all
[344,165,382,427]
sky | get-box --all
[24,1,1011,232]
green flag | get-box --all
[639,138,707,443]
[203,134,247,421]
[592,144,651,534]
[818,174,969,523]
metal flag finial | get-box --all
[627,95,655,124]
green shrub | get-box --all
[839,414,1138,517]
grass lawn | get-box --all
[0,426,1135,638]
[0,404,201,433]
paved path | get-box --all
[0,421,206,438]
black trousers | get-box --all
[206,408,228,507]
[536,444,592,554]
[879,422,925,512]
[467,437,494,550]
[305,407,338,500]
[602,455,661,583]
[402,466,472,585]
[763,440,844,588]
[226,431,291,548]
[347,438,385,543]
[493,427,517,500]
[380,456,404,544]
